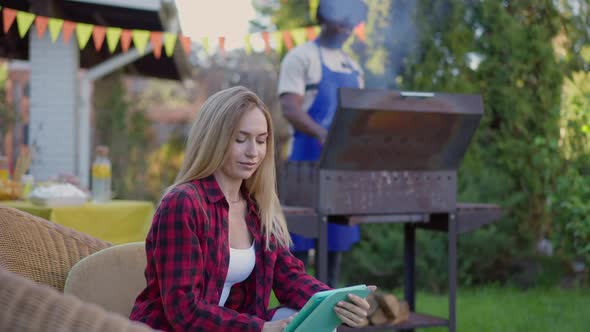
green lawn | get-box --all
[415,287,590,332]
[271,287,590,331]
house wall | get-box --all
[28,26,79,181]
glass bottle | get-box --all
[0,156,9,181]
[91,146,112,203]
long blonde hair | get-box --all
[170,86,291,249]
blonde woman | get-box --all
[130,86,373,332]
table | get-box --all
[1,200,155,244]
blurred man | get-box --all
[277,0,367,287]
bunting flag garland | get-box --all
[35,16,49,39]
[200,36,208,55]
[282,30,294,50]
[63,20,76,43]
[48,18,63,42]
[92,25,106,51]
[3,8,17,33]
[261,31,271,55]
[291,27,306,46]
[180,35,192,55]
[306,26,318,41]
[244,34,252,55]
[106,27,122,53]
[272,31,283,54]
[354,22,366,42]
[163,32,177,57]
[218,36,226,56]
[132,29,150,54]
[150,31,163,59]
[16,11,35,38]
[120,29,132,52]
[76,22,93,49]
[0,6,368,59]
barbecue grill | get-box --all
[280,88,502,332]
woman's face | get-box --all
[219,107,268,181]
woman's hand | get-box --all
[334,285,377,327]
[262,314,296,332]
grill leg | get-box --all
[316,215,329,283]
[403,223,416,332]
[448,213,457,332]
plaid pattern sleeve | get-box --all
[272,245,331,309]
[142,188,265,332]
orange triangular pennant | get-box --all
[306,26,318,41]
[150,31,163,59]
[218,36,225,56]
[92,25,106,51]
[261,31,271,54]
[180,35,191,55]
[62,20,75,43]
[3,8,17,33]
[120,29,132,52]
[282,30,294,50]
[35,16,49,39]
[354,22,366,42]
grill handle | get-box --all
[400,91,435,98]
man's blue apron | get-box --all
[289,41,361,252]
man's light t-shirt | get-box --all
[278,41,364,114]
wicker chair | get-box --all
[0,205,155,331]
[0,205,111,291]
[0,267,154,332]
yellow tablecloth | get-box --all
[1,200,155,244]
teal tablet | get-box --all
[283,284,371,332]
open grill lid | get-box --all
[319,88,484,171]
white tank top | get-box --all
[218,242,256,306]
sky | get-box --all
[175,0,260,51]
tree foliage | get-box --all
[407,0,564,245]
[93,72,154,199]
[0,63,14,135]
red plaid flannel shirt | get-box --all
[130,175,329,332]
